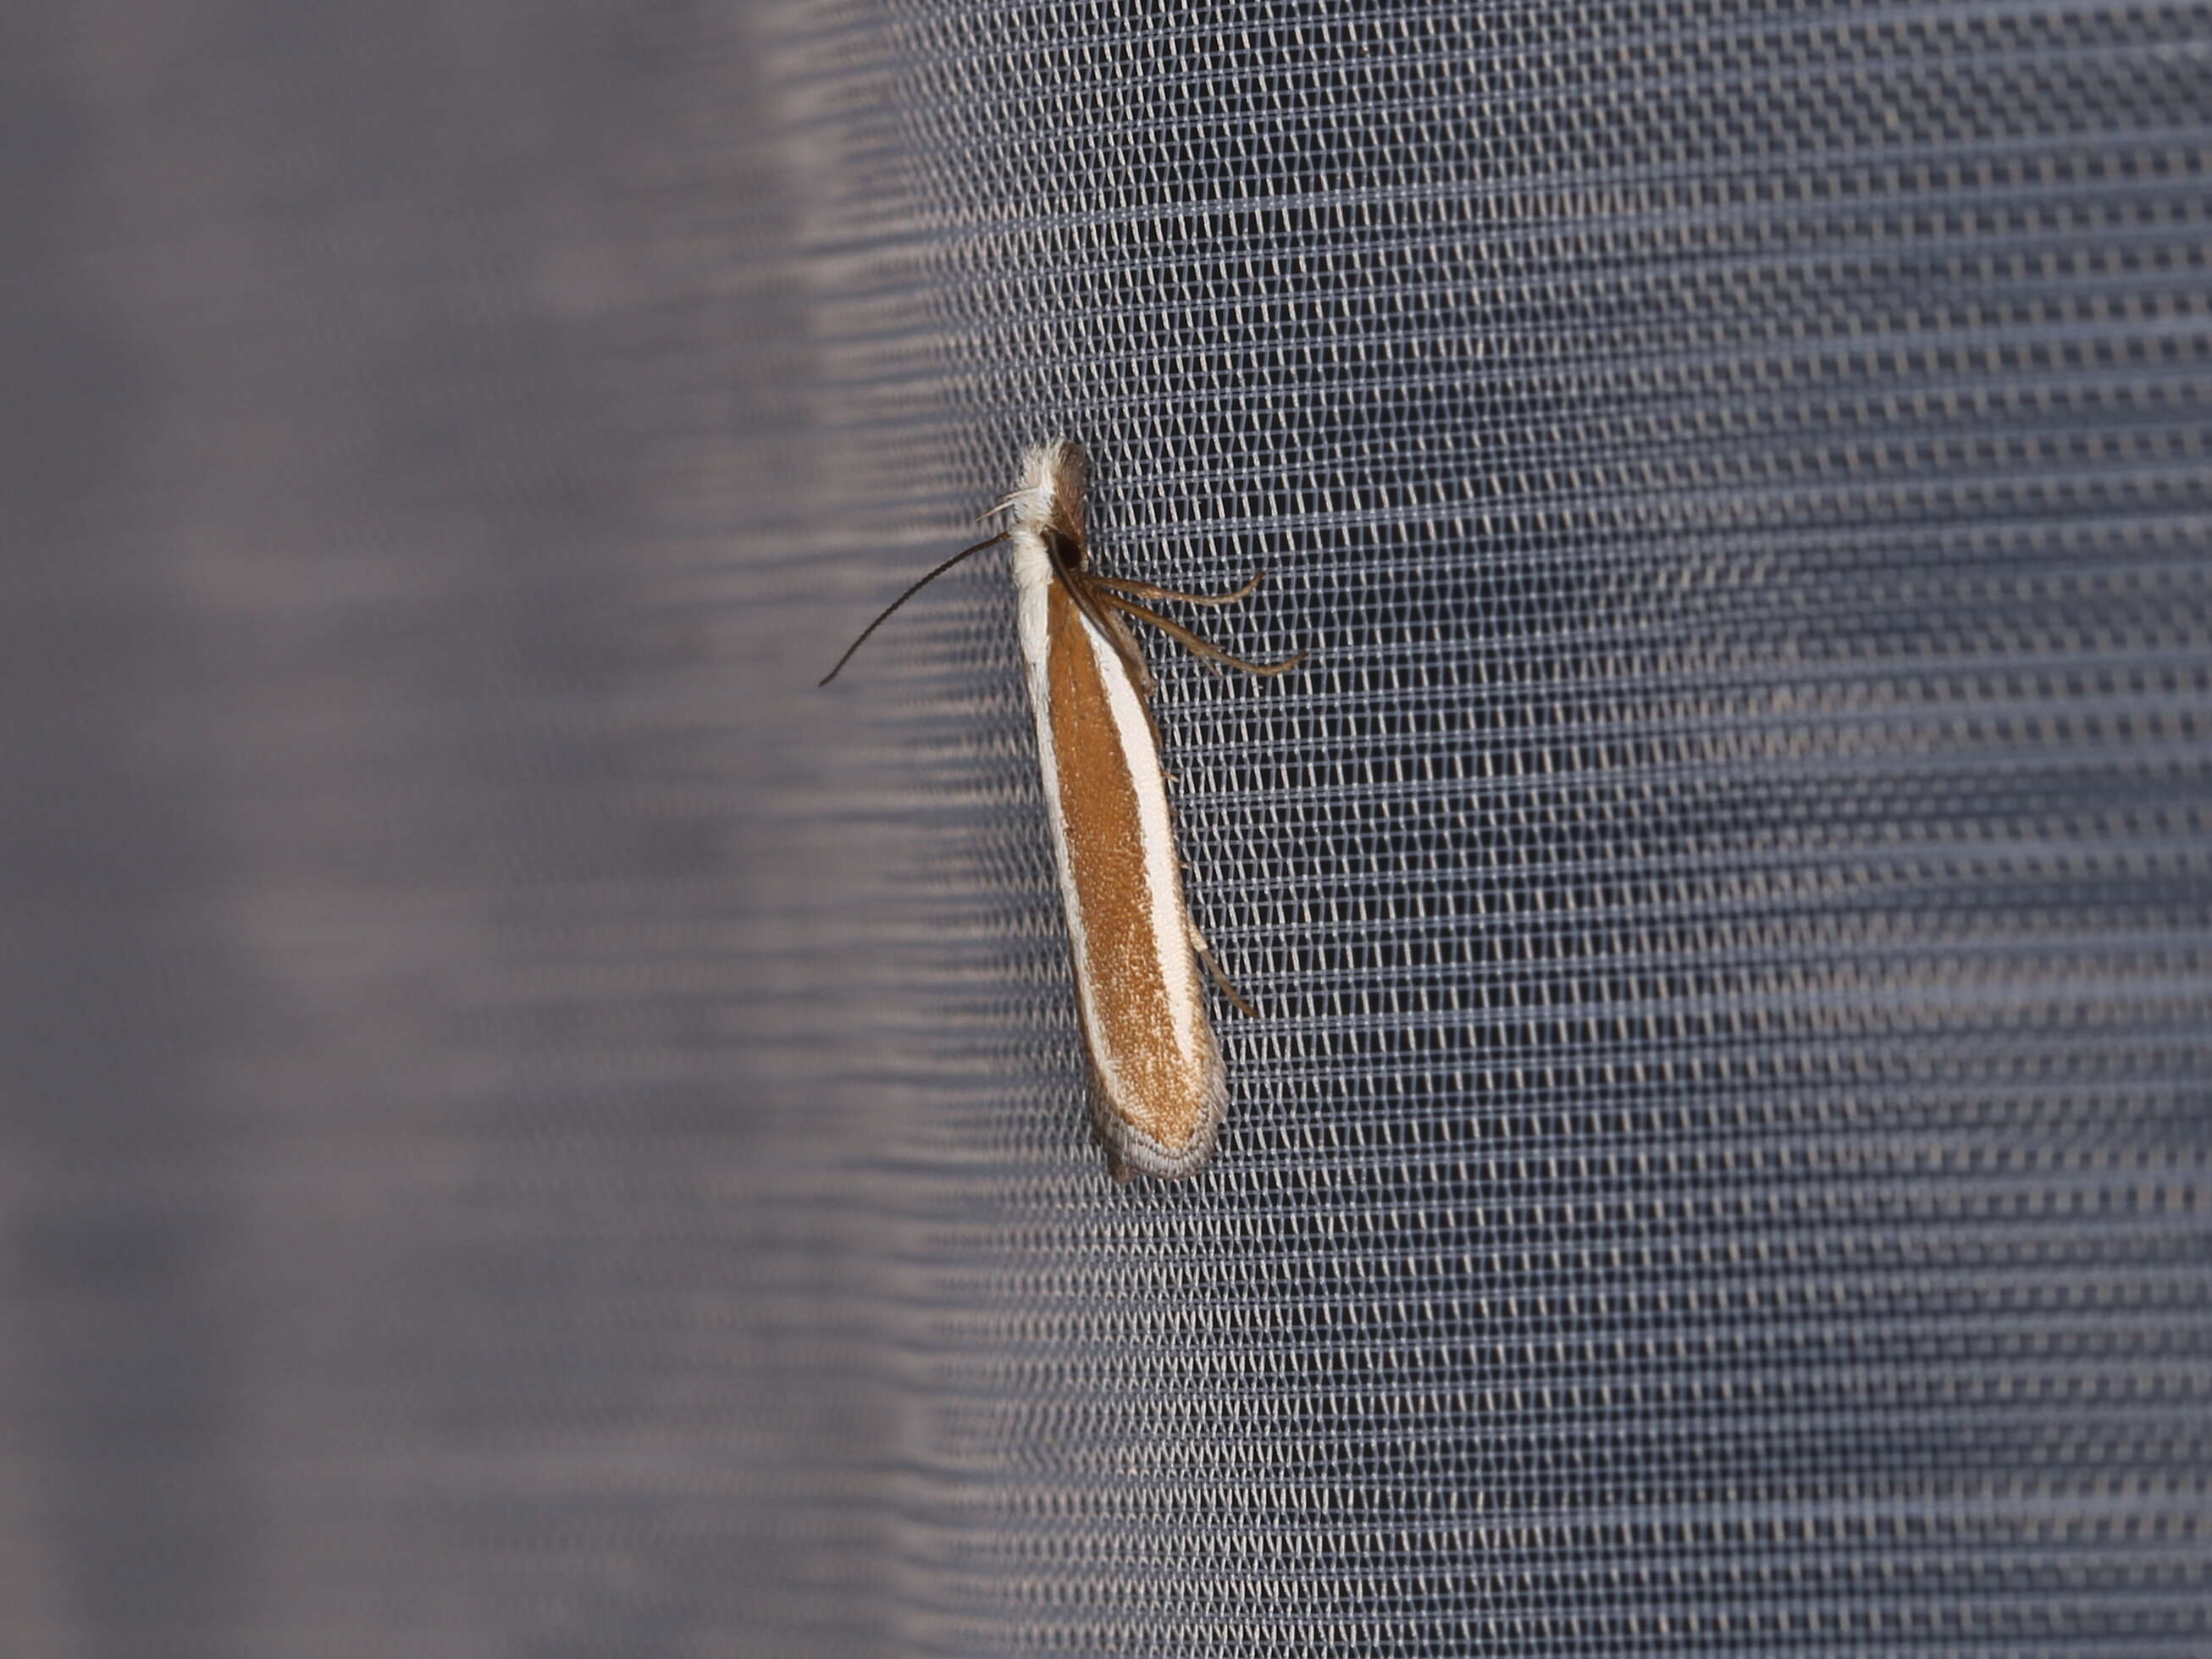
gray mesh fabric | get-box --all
[5,0,2209,1654]
[795,3,2212,1648]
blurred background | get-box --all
[4,3,2209,1654]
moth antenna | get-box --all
[819,532,1009,687]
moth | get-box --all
[822,441,1302,1179]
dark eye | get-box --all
[1046,528,1086,572]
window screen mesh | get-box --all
[786,2,2212,1650]
[6,1,2209,1655]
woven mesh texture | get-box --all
[5,0,2209,1655]
[785,2,2212,1652]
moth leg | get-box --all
[1091,568,1266,608]
[1189,920,1258,1018]
[1096,591,1307,677]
